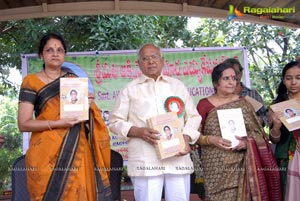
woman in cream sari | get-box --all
[196,62,281,201]
[18,33,112,201]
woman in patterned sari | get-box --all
[18,33,112,201]
[196,62,281,201]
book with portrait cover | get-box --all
[60,77,89,121]
[270,99,300,131]
[244,95,263,112]
[217,108,247,147]
[147,112,185,160]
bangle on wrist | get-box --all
[206,136,211,145]
[199,136,206,145]
[199,136,204,145]
[199,136,210,146]
[47,120,52,130]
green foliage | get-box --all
[0,15,189,193]
[228,22,299,104]
[182,19,300,105]
[88,15,188,50]
[0,92,22,193]
[182,19,231,47]
[1,16,300,194]
[0,15,189,86]
[0,84,18,97]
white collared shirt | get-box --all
[109,74,201,176]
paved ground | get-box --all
[121,190,202,201]
[0,184,202,201]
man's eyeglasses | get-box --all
[44,47,65,55]
[140,54,161,63]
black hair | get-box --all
[274,61,300,103]
[70,89,77,95]
[38,33,67,68]
[285,108,294,113]
[163,125,171,131]
[211,62,236,91]
[223,58,244,72]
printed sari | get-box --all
[271,94,300,200]
[198,98,281,201]
[19,72,112,201]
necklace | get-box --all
[43,69,61,83]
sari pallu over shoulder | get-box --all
[234,99,281,201]
[246,137,282,201]
[42,123,81,201]
[20,73,112,201]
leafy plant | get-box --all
[0,92,22,194]
[0,15,189,91]
[183,19,300,105]
[121,165,130,183]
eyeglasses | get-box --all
[140,54,161,63]
[44,47,65,55]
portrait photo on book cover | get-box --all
[221,118,243,135]
[228,119,237,133]
[68,89,80,104]
[101,110,110,126]
[284,107,298,118]
[162,125,174,140]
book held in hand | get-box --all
[270,99,300,131]
[147,112,185,160]
[244,95,263,112]
[217,108,247,147]
[60,77,89,121]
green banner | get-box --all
[23,47,247,160]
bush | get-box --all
[0,94,22,194]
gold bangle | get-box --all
[206,136,211,145]
[199,136,210,145]
[199,136,206,145]
[47,120,52,130]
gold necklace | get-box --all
[44,69,61,83]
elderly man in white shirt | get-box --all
[109,44,201,201]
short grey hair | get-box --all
[137,44,163,59]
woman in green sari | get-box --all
[269,61,300,200]
[196,62,281,201]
